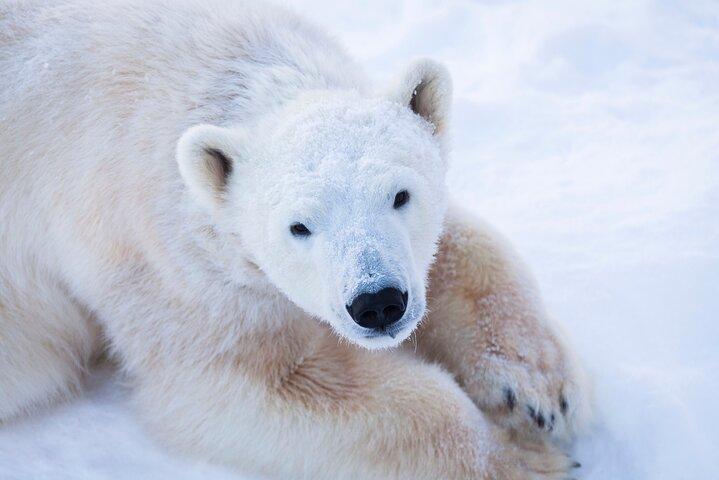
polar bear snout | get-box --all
[346,287,408,331]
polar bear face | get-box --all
[177,61,452,349]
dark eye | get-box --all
[290,222,311,237]
[393,190,410,209]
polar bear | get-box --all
[0,1,591,478]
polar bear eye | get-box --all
[393,190,410,209]
[290,222,312,237]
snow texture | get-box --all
[1,0,718,478]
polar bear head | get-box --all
[177,60,451,349]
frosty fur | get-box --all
[0,1,592,478]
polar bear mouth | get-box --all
[333,309,413,340]
[362,323,404,339]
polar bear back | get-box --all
[1,0,362,126]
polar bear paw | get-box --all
[465,338,592,442]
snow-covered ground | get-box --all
[2,0,718,478]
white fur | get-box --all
[0,1,588,478]
[176,124,247,213]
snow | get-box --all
[2,0,718,478]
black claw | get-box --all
[527,405,545,428]
[536,413,545,428]
[560,395,568,415]
[504,387,516,411]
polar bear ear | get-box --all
[176,124,243,211]
[387,58,453,136]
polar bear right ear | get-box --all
[386,58,453,136]
[176,124,243,212]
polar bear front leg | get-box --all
[129,316,573,479]
[0,261,99,422]
[413,206,592,442]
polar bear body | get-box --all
[0,2,590,478]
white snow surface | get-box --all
[1,0,718,478]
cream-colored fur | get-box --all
[416,207,592,442]
[0,1,590,478]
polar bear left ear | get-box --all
[387,58,453,136]
[176,124,243,212]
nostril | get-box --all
[359,310,378,326]
[383,305,404,324]
[383,305,403,324]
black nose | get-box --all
[346,287,408,329]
